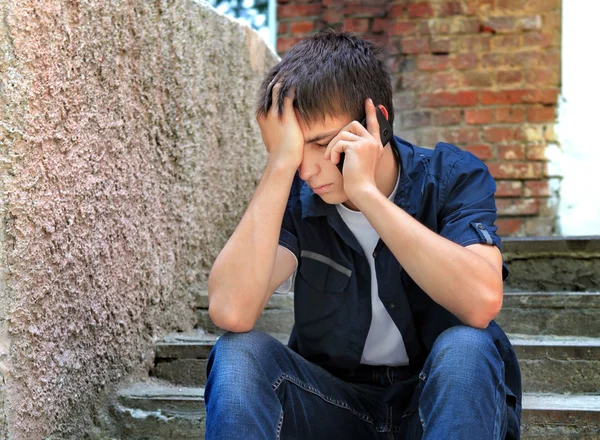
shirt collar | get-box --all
[300,135,419,219]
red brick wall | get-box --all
[277,0,562,236]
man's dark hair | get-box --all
[256,29,394,127]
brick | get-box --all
[490,35,520,51]
[420,91,478,107]
[487,162,544,179]
[504,51,543,68]
[438,2,463,17]
[431,37,452,54]
[464,0,494,15]
[460,35,491,52]
[343,5,386,17]
[465,109,494,125]
[402,37,430,54]
[433,109,462,126]
[278,4,322,18]
[522,33,553,48]
[524,180,550,197]
[407,2,434,18]
[495,107,526,123]
[523,0,561,13]
[498,145,525,160]
[291,20,315,34]
[278,22,290,35]
[496,198,540,216]
[461,72,493,88]
[322,0,345,5]
[393,92,416,110]
[277,37,301,53]
[439,127,480,145]
[417,54,450,71]
[496,70,522,85]
[528,106,556,123]
[525,69,557,86]
[343,18,370,33]
[520,15,543,31]
[482,16,518,33]
[483,127,516,143]
[522,89,559,105]
[496,218,523,235]
[388,4,406,18]
[399,111,432,129]
[465,144,493,160]
[543,11,561,28]
[496,180,523,197]
[480,53,504,68]
[428,17,480,34]
[388,21,417,35]
[452,53,477,70]
[322,8,344,23]
[526,144,546,160]
[524,217,555,236]
[399,72,429,90]
[431,72,459,90]
[542,49,561,68]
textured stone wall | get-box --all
[277,0,561,237]
[0,0,277,438]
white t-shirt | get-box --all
[335,171,409,366]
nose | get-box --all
[298,154,320,182]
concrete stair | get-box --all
[111,237,600,438]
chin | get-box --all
[319,192,346,205]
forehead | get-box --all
[296,111,353,142]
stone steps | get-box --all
[496,291,600,336]
[111,381,600,440]
[111,380,205,440]
[153,330,600,397]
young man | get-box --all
[205,30,521,439]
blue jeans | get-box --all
[205,326,511,439]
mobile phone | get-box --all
[337,107,394,173]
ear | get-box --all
[377,104,389,121]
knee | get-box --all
[425,326,501,379]
[207,330,280,377]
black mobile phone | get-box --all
[337,107,394,173]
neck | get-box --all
[342,143,399,211]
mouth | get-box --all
[311,183,333,195]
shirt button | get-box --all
[477,224,485,230]
[388,302,396,309]
[372,251,377,258]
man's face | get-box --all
[296,112,352,205]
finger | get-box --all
[365,98,381,143]
[329,141,351,165]
[283,87,295,114]
[324,130,360,160]
[270,82,282,116]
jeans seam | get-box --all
[276,409,284,440]
[272,372,375,425]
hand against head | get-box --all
[324,99,385,199]
[256,82,304,170]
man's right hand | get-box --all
[256,82,304,169]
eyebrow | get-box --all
[304,130,339,145]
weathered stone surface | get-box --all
[113,381,205,440]
[496,292,600,336]
[154,359,208,387]
[512,335,600,393]
[503,237,600,291]
[0,0,277,438]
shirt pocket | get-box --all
[294,251,352,341]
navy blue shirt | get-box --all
[278,135,521,416]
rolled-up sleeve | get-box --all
[438,152,508,280]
